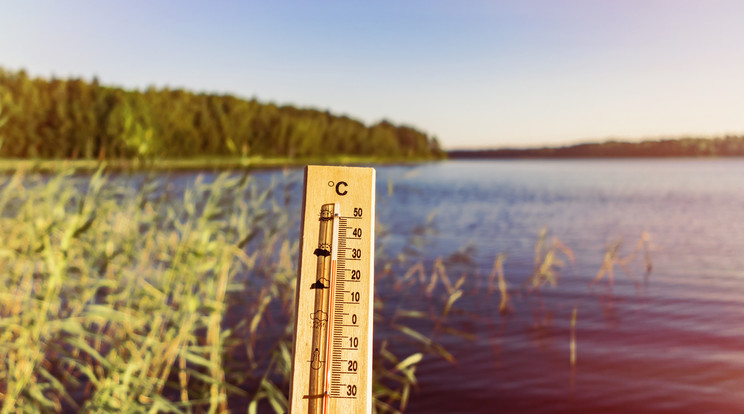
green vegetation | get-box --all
[0,68,444,162]
[449,135,744,158]
[0,155,431,173]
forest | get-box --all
[448,135,744,159]
[0,68,444,161]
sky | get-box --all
[1,0,743,149]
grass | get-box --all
[0,167,654,413]
[0,155,437,173]
[0,168,258,412]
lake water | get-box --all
[372,159,744,413]
[29,159,743,412]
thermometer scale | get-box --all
[289,165,375,414]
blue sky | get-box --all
[1,0,743,149]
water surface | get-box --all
[374,159,744,413]
[39,159,742,413]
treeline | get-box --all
[449,136,744,159]
[0,67,444,160]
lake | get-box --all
[18,158,742,412]
[371,159,744,413]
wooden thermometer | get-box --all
[289,165,375,414]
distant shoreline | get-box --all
[0,155,435,173]
[447,153,744,160]
[447,135,744,159]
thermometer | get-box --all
[289,165,375,414]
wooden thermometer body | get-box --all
[289,166,375,414]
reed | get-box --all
[591,231,654,289]
[526,227,575,290]
[0,167,266,412]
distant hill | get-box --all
[0,67,444,160]
[449,136,744,159]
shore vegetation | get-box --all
[0,68,444,164]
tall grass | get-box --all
[0,167,268,412]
